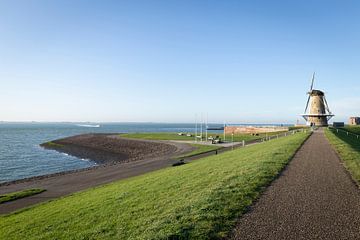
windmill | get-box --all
[301,73,334,126]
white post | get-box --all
[232,133,234,150]
[195,114,197,142]
[200,114,203,141]
[223,121,226,142]
[242,140,245,147]
[205,113,208,142]
[277,134,279,139]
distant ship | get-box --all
[206,126,224,130]
[76,124,101,128]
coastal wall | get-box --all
[224,126,288,134]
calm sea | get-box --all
[0,122,199,183]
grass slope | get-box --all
[121,132,272,142]
[0,132,309,240]
[121,132,194,141]
[288,126,310,131]
[121,133,222,158]
[0,189,45,204]
[176,144,222,159]
[325,128,360,182]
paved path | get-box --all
[231,129,360,240]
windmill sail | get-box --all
[309,72,315,91]
[304,95,311,113]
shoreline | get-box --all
[1,130,296,187]
[0,135,196,214]
[1,133,192,187]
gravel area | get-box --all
[41,134,179,164]
[230,129,360,240]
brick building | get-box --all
[349,117,360,125]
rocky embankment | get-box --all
[41,134,178,164]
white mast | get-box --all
[200,113,203,142]
[195,114,197,142]
[223,120,226,141]
[206,113,208,142]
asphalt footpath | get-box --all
[230,129,360,240]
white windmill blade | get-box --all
[309,72,315,91]
[304,95,311,113]
[323,96,332,114]
[318,96,326,112]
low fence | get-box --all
[329,127,360,140]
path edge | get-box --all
[324,129,360,190]
[224,131,313,239]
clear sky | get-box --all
[1,0,359,124]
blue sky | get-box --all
[0,0,359,123]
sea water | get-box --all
[0,122,198,183]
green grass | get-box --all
[121,132,277,142]
[224,134,259,142]
[0,132,309,240]
[122,134,222,158]
[288,126,310,131]
[325,128,360,182]
[0,189,45,204]
[176,144,222,159]
[121,132,195,141]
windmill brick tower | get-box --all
[301,73,334,126]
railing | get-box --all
[329,127,360,140]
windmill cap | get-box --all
[309,89,324,96]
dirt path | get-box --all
[0,138,194,215]
[230,129,360,239]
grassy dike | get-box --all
[1,132,309,240]
[121,132,263,142]
[176,144,222,159]
[325,128,360,182]
[121,133,222,158]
